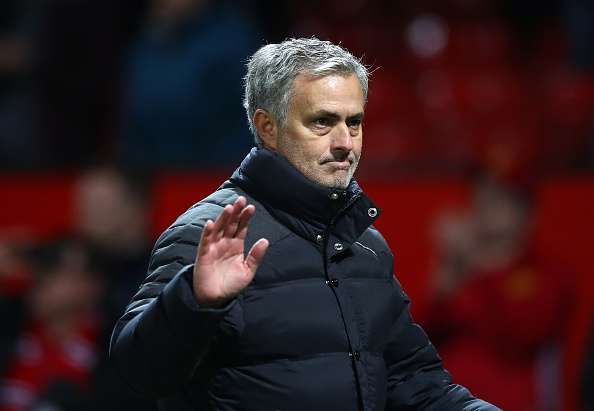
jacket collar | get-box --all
[229,148,380,243]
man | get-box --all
[110,38,500,410]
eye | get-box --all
[347,118,362,128]
[313,117,331,128]
[347,119,362,133]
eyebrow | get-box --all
[348,113,364,122]
[311,110,364,122]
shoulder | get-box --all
[355,225,395,277]
[360,225,392,256]
[156,184,291,250]
[150,187,240,250]
[171,187,240,227]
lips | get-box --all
[324,160,351,170]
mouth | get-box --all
[323,160,352,170]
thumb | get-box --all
[245,238,269,274]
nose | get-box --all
[331,124,354,154]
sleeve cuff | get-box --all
[160,264,237,344]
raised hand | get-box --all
[193,196,269,308]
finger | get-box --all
[245,238,269,274]
[235,204,256,239]
[223,196,246,238]
[201,219,214,240]
[212,204,233,240]
[198,220,214,257]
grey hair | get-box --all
[243,37,369,146]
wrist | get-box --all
[193,288,230,309]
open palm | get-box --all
[193,196,269,308]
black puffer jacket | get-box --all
[110,148,500,411]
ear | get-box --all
[253,109,279,151]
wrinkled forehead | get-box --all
[288,73,365,116]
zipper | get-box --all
[321,223,365,411]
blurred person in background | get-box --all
[74,166,158,411]
[120,0,261,169]
[426,178,574,411]
[0,238,102,411]
[75,166,152,334]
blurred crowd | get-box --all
[1,0,594,175]
[1,0,594,410]
[1,168,156,411]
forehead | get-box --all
[289,73,365,115]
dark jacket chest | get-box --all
[211,211,404,368]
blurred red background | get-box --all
[2,0,594,410]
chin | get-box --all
[299,164,354,189]
[320,174,351,189]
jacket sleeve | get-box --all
[385,278,501,410]
[109,218,237,398]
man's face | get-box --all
[276,73,364,189]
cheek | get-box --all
[353,137,363,157]
[309,141,334,163]
[283,135,326,162]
